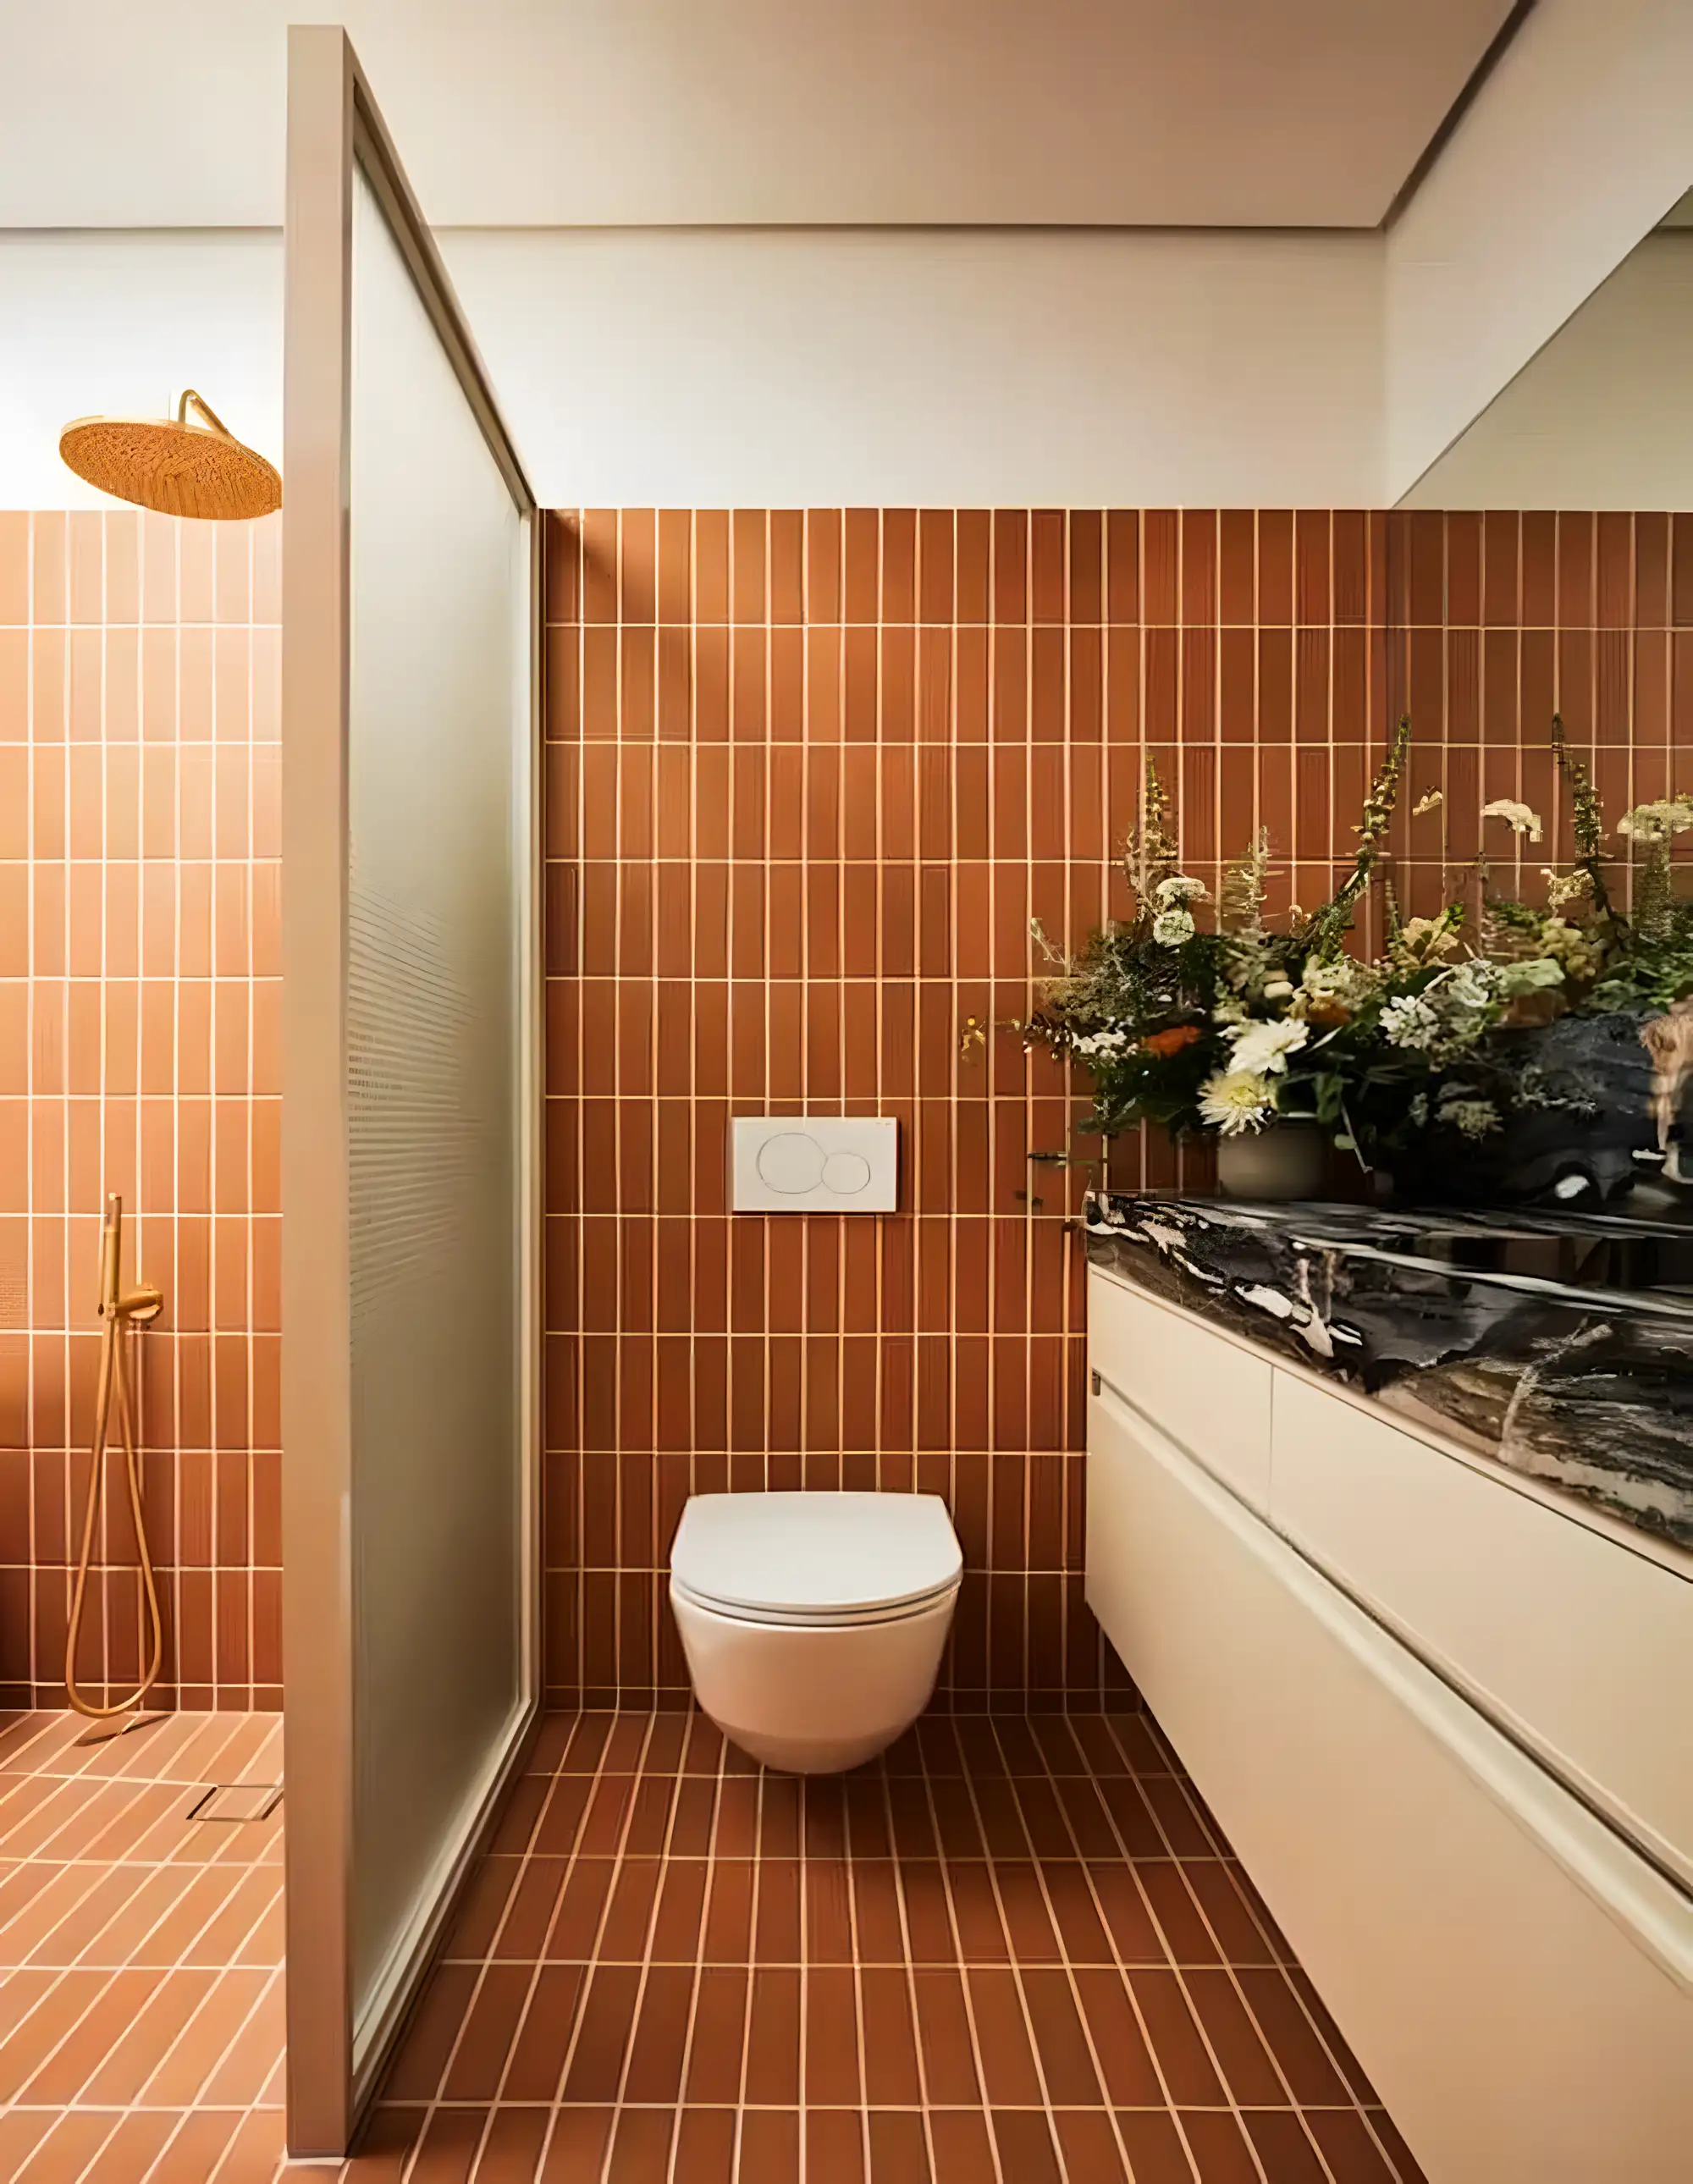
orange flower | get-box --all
[1141,1024,1202,1057]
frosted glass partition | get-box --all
[345,161,529,2034]
[281,25,538,2156]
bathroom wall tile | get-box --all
[0,510,281,1706]
[540,505,1676,1711]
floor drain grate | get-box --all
[187,1783,283,1823]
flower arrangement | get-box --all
[1023,718,1574,1166]
[1470,715,1693,1017]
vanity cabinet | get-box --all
[1087,1266,1693,2184]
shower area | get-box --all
[0,27,540,2168]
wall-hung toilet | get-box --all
[670,1491,962,1773]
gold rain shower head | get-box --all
[58,389,281,521]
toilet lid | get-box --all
[670,1491,962,1622]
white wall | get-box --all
[1386,0,1693,501]
[3,226,1385,510]
[444,228,1384,508]
[0,0,1507,230]
[1400,232,1693,510]
[0,230,283,509]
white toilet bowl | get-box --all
[670,1490,962,1773]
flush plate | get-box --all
[731,1117,898,1213]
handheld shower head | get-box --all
[98,1195,163,1325]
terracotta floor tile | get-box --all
[963,1966,1042,2105]
[78,2108,180,2181]
[736,2108,800,2184]
[1305,2105,1414,2183]
[0,1966,112,2101]
[681,1965,749,2104]
[803,1963,862,2107]
[1023,1964,1106,2104]
[666,2108,736,2184]
[1115,2108,1201,2182]
[926,2107,996,2184]
[1126,1969,1226,2107]
[142,1967,271,2109]
[443,1963,536,2102]
[1073,1967,1164,2107]
[989,2108,1064,2184]
[339,2103,427,2180]
[562,1962,642,2104]
[1053,2108,1133,2184]
[1184,1967,1289,2106]
[212,2107,287,2181]
[910,1966,981,2106]
[410,2104,489,2183]
[803,2108,865,2184]
[858,1965,921,2107]
[13,2109,120,2182]
[78,1964,215,2103]
[604,2104,676,2182]
[198,1968,284,2107]
[752,1858,800,1962]
[1179,2109,1264,2183]
[469,2106,550,2182]
[1242,2108,1332,2183]
[501,1960,586,2102]
[623,1961,695,2104]
[0,1707,1419,2181]
[742,1965,801,2105]
[0,2109,55,2176]
[865,2110,929,2181]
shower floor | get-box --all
[0,1709,285,2180]
[350,1710,1426,2183]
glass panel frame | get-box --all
[279,25,540,2158]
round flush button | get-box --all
[822,1150,872,1194]
[757,1131,825,1193]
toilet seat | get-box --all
[670,1490,962,1629]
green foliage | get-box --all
[1303,716,1412,961]
[1550,713,1612,918]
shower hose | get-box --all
[64,1194,166,1724]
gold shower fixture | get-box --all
[58,389,281,521]
[65,1196,167,1741]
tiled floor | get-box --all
[0,1711,286,2181]
[0,1708,1427,2181]
[351,1711,1426,2183]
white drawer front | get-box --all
[1087,1382,1693,2184]
[1088,1268,1272,1511]
[1269,1368,1693,1890]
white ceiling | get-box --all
[0,0,1516,229]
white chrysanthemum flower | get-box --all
[1155,875,1208,906]
[1481,799,1544,843]
[1199,1069,1276,1136]
[1380,995,1442,1051]
[1210,996,1249,1026]
[1225,1018,1310,1077]
[1152,909,1195,946]
[1439,1096,1501,1140]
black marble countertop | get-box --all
[1084,1193,1693,1556]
